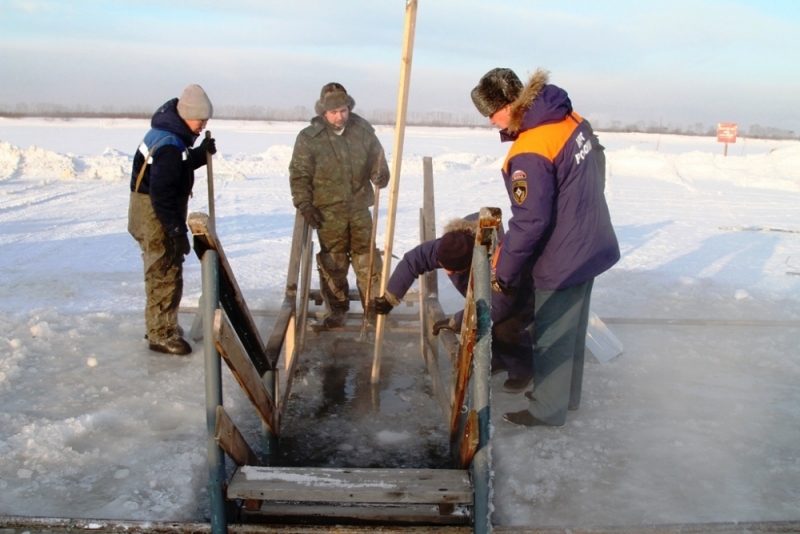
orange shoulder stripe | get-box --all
[503,112,582,172]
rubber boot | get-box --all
[148,334,192,356]
[352,250,382,325]
[317,252,350,328]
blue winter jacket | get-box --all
[495,69,619,291]
[130,98,207,237]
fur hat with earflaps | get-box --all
[315,82,356,115]
[470,68,523,117]
[177,84,213,120]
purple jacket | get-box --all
[495,69,619,291]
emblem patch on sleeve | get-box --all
[511,170,527,181]
[512,181,528,205]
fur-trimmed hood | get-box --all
[443,217,478,235]
[506,68,573,136]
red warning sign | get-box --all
[717,123,738,144]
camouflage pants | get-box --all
[316,206,382,310]
[127,192,185,341]
[316,205,375,254]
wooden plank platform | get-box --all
[227,467,472,505]
[229,467,472,526]
[240,502,471,526]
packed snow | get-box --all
[1,117,799,528]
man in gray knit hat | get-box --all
[128,84,217,355]
[289,83,390,329]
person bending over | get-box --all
[373,217,536,393]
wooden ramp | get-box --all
[190,155,495,533]
[228,466,472,525]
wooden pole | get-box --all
[372,0,418,385]
[359,187,381,342]
[205,130,215,226]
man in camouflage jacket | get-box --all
[289,83,390,328]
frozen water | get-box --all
[0,118,799,528]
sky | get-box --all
[1,119,800,527]
[1,1,799,131]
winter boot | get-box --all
[317,252,351,329]
[149,334,192,356]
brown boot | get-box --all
[149,335,192,356]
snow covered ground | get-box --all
[1,117,799,528]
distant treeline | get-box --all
[1,103,797,140]
[599,119,797,141]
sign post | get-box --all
[717,123,738,156]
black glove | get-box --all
[491,273,517,296]
[173,233,191,256]
[298,203,324,229]
[373,296,394,315]
[372,174,389,189]
[199,136,217,155]
[432,317,457,336]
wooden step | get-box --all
[227,466,473,525]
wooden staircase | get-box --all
[227,466,472,525]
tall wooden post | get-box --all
[372,0,418,384]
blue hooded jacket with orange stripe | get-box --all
[494,70,619,291]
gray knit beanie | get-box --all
[177,84,213,120]
[470,68,523,117]
[314,82,356,115]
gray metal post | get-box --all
[471,244,493,534]
[201,250,227,533]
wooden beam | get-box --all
[214,309,279,435]
[421,156,438,295]
[284,315,295,372]
[227,466,472,505]
[264,213,305,368]
[296,224,314,353]
[422,333,451,424]
[214,406,260,467]
[241,502,470,525]
[450,296,476,439]
[279,340,300,423]
[263,301,294,366]
[180,305,273,317]
[189,212,271,375]
[456,409,479,469]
